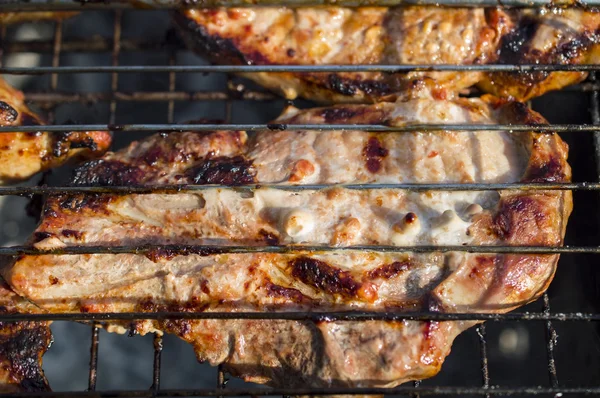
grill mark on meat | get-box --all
[363,136,389,173]
[145,246,225,263]
[497,16,540,65]
[290,257,362,298]
[525,156,566,182]
[57,194,112,214]
[0,319,51,392]
[71,160,145,186]
[259,229,279,245]
[492,196,544,241]
[326,74,392,97]
[367,260,412,279]
[61,229,83,240]
[0,101,18,124]
[320,106,370,123]
[185,156,256,185]
[265,282,309,303]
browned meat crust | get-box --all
[2,94,571,388]
[0,79,112,184]
[175,7,599,103]
[0,281,51,393]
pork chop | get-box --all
[174,6,599,103]
[2,93,571,388]
[0,281,51,393]
[0,78,111,184]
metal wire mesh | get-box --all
[0,4,599,397]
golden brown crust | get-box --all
[176,7,600,102]
[0,79,112,184]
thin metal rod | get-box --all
[2,122,600,133]
[151,334,163,393]
[1,311,599,323]
[543,294,560,390]
[2,386,600,398]
[0,25,6,68]
[590,73,600,179]
[88,326,100,391]
[50,20,62,92]
[3,64,600,75]
[0,0,597,10]
[19,90,276,104]
[412,380,421,398]
[477,324,491,398]
[1,244,600,256]
[109,10,122,125]
[0,182,592,196]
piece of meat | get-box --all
[0,78,111,184]
[0,281,51,393]
[2,93,571,388]
[174,6,599,103]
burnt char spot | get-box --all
[0,319,51,392]
[363,137,389,173]
[33,232,53,243]
[259,229,279,245]
[327,74,357,96]
[290,256,362,298]
[52,132,99,158]
[71,160,145,187]
[265,282,309,303]
[185,156,256,186]
[367,261,411,280]
[61,229,83,239]
[0,100,18,124]
[525,157,566,183]
[145,246,224,263]
[57,194,112,214]
[497,16,540,65]
[19,113,41,127]
[325,74,393,97]
[287,48,296,57]
[320,107,368,123]
[174,12,253,66]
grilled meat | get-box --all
[0,281,51,393]
[3,93,571,388]
[175,6,599,102]
[0,78,111,184]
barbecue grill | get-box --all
[0,1,600,396]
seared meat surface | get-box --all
[175,6,599,102]
[0,79,111,184]
[0,281,51,393]
[3,93,571,387]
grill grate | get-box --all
[0,4,599,397]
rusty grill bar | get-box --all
[0,4,599,397]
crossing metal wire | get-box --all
[0,3,599,397]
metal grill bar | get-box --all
[477,325,491,398]
[1,244,599,256]
[543,294,559,391]
[2,122,598,133]
[1,0,599,9]
[4,64,600,74]
[1,311,599,322]
[0,182,591,195]
[4,386,600,398]
[17,90,277,104]
[152,334,163,393]
[88,326,100,391]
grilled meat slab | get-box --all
[3,94,571,388]
[0,79,111,184]
[175,6,599,102]
[0,281,51,393]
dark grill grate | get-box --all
[0,3,599,397]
